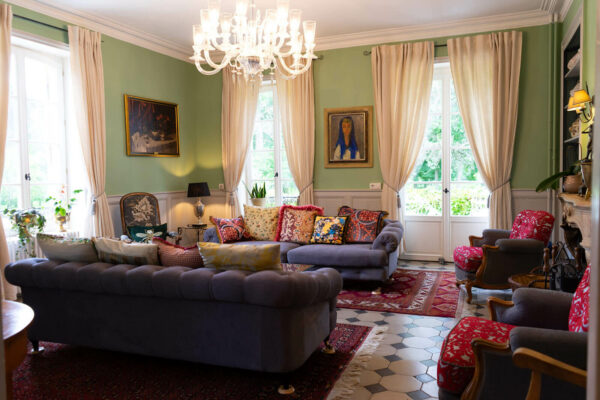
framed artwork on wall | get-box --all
[124,94,180,157]
[324,106,373,168]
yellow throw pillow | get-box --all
[197,242,281,271]
[243,205,280,241]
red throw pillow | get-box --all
[153,238,204,268]
[337,205,388,243]
[509,210,555,245]
[275,205,324,244]
[569,264,591,333]
[209,216,251,243]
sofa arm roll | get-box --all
[473,229,511,246]
[510,327,587,370]
[495,238,545,253]
[203,227,220,243]
[372,221,403,253]
[496,288,572,330]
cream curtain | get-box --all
[221,67,259,217]
[275,64,315,205]
[371,42,434,226]
[68,26,114,237]
[0,4,14,299]
[448,31,522,229]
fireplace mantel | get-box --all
[558,193,592,259]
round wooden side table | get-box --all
[3,301,34,400]
[508,273,550,292]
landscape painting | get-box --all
[124,95,180,157]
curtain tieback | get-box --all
[91,192,106,215]
[224,190,237,206]
[487,180,510,207]
[383,181,401,208]
[298,182,313,195]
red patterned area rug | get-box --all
[13,324,374,400]
[337,269,459,317]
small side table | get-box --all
[178,224,208,247]
[3,300,34,400]
[508,272,550,292]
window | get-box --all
[244,81,298,206]
[0,36,87,234]
[405,63,488,217]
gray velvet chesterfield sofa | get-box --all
[204,219,404,282]
[5,258,342,375]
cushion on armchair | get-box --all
[438,316,515,394]
[509,210,555,245]
[569,264,591,333]
[453,246,483,272]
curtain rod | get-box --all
[14,14,68,33]
[363,44,447,56]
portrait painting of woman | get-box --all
[324,106,373,168]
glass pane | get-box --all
[411,147,442,182]
[28,142,64,184]
[425,113,442,144]
[282,197,298,206]
[250,151,275,180]
[0,185,22,211]
[451,113,468,146]
[450,182,489,216]
[281,180,299,197]
[9,55,16,97]
[2,141,21,185]
[7,100,18,141]
[404,183,442,216]
[252,121,274,151]
[451,148,480,182]
[30,184,62,209]
[257,89,274,121]
[450,79,460,114]
[280,151,294,180]
[429,79,442,114]
[27,99,61,142]
[25,56,60,102]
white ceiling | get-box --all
[9,0,570,60]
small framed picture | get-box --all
[124,94,180,157]
[324,106,373,168]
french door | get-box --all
[402,62,489,262]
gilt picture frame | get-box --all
[124,94,180,157]
[324,106,373,168]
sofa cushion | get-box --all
[338,206,387,243]
[228,240,300,263]
[569,264,591,333]
[37,234,99,263]
[243,205,280,241]
[93,238,159,266]
[198,242,281,271]
[287,243,388,267]
[210,216,251,243]
[276,205,324,244]
[453,246,483,272]
[152,238,203,268]
[310,216,348,245]
[509,210,555,245]
[438,316,515,394]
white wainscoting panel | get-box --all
[312,190,381,215]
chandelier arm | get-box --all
[203,49,230,70]
[277,54,311,77]
[194,59,224,75]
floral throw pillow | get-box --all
[310,216,348,245]
[337,206,388,243]
[569,264,591,333]
[509,210,555,245]
[209,216,251,243]
[276,205,324,244]
[243,205,280,241]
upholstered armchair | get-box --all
[119,192,180,242]
[453,210,555,303]
[437,265,589,399]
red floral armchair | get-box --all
[453,210,555,303]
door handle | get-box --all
[443,188,449,193]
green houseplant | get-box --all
[2,208,46,257]
[535,162,581,193]
[246,182,267,207]
[45,188,82,232]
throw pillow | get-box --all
[153,238,203,268]
[243,205,280,241]
[93,237,159,266]
[276,205,324,244]
[509,210,555,245]
[197,242,281,271]
[37,234,99,263]
[127,223,168,242]
[209,216,251,243]
[310,216,348,244]
[569,264,591,333]
[337,205,388,243]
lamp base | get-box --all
[194,199,205,225]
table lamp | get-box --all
[187,182,211,226]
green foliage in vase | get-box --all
[535,163,581,192]
[2,208,46,256]
[246,182,267,199]
[45,189,83,217]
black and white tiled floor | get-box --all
[336,261,512,400]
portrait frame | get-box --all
[324,106,373,168]
[124,94,180,157]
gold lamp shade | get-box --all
[567,89,592,112]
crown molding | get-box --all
[6,0,192,62]
[558,0,575,22]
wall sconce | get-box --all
[567,86,595,126]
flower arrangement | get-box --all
[2,208,46,257]
[45,188,82,232]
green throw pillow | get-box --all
[128,223,168,242]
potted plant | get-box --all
[535,163,581,193]
[45,188,83,232]
[2,208,46,257]
[246,182,267,207]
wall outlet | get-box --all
[219,184,224,190]
[369,182,382,190]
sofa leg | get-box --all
[30,340,44,355]
[321,334,336,355]
[465,282,473,304]
[277,374,295,395]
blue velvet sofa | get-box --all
[5,258,342,374]
[204,219,404,282]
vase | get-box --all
[250,198,266,207]
[563,174,583,193]
[55,212,70,232]
[581,160,592,197]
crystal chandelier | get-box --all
[190,0,317,79]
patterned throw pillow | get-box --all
[569,264,591,333]
[310,216,348,244]
[92,237,159,265]
[197,242,281,271]
[128,223,168,242]
[37,233,99,263]
[210,216,251,243]
[243,205,280,241]
[337,206,388,243]
[153,238,203,268]
[276,205,324,244]
[509,210,555,245]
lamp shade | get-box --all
[187,182,211,197]
[572,89,592,106]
